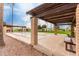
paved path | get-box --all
[0,35,46,56]
[38,34,76,56]
[5,32,76,56]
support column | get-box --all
[54,23,59,35]
[0,3,5,46]
[76,4,79,55]
[71,23,75,37]
[31,16,38,45]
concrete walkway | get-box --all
[35,34,76,56]
[5,32,76,56]
[0,35,46,56]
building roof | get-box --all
[4,24,26,28]
[27,3,77,23]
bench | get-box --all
[64,37,76,53]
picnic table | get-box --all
[64,37,76,53]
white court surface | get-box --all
[5,32,76,56]
[5,32,51,44]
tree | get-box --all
[38,25,42,29]
[42,25,47,28]
[3,22,6,25]
[42,25,47,32]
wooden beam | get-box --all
[57,23,72,25]
[71,15,76,37]
[44,15,73,23]
[49,14,74,20]
[27,4,59,15]
[43,7,75,18]
[71,23,75,37]
[51,19,72,23]
[41,18,72,24]
[54,23,59,35]
[36,4,77,17]
[44,12,75,20]
[31,4,55,14]
[34,4,65,15]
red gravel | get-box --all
[0,35,45,56]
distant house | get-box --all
[3,24,27,33]
[3,24,13,33]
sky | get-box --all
[3,3,45,28]
[3,3,70,29]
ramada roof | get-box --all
[27,3,77,23]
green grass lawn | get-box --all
[38,30,71,35]
[13,29,71,35]
[57,30,71,35]
[13,29,19,32]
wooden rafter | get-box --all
[36,4,77,17]
[44,12,75,19]
[27,3,77,23]
[42,7,76,18]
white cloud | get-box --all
[13,3,34,14]
[38,19,46,25]
[15,3,42,12]
[4,4,11,9]
[22,15,32,28]
[26,22,31,28]
[13,3,42,15]
[4,5,10,9]
[4,3,43,29]
[22,15,31,22]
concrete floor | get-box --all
[0,35,46,56]
[37,34,76,56]
[5,32,76,56]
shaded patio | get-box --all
[0,3,79,56]
[6,32,75,56]
[0,35,46,56]
[27,3,77,55]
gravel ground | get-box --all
[0,35,46,56]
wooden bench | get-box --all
[64,38,76,53]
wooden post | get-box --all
[71,23,75,37]
[0,3,5,46]
[54,23,59,35]
[31,16,38,45]
[76,4,79,55]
